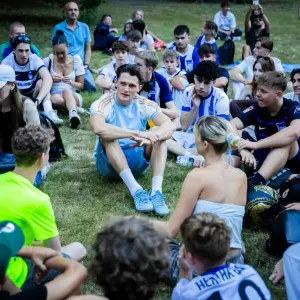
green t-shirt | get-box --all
[0,172,59,288]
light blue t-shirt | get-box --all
[90,92,161,148]
[51,20,91,62]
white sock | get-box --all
[119,168,142,196]
[151,175,163,196]
[184,151,192,156]
[43,100,53,114]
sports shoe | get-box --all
[133,189,154,212]
[232,36,241,42]
[176,155,194,167]
[149,190,169,216]
[69,109,81,129]
[47,110,63,126]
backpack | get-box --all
[218,39,235,65]
[39,112,67,162]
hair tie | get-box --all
[226,134,233,144]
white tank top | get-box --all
[193,200,245,249]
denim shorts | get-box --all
[0,152,15,174]
[168,239,245,286]
[94,140,150,180]
[21,252,71,290]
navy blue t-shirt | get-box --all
[240,98,300,141]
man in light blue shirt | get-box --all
[90,64,175,216]
[52,2,96,92]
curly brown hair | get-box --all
[11,125,54,167]
[180,213,231,266]
[90,217,169,300]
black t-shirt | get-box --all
[240,98,300,141]
[0,285,47,300]
[246,27,270,52]
[186,67,229,94]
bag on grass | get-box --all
[219,39,235,65]
[39,112,67,162]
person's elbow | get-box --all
[70,261,88,283]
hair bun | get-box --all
[56,30,65,36]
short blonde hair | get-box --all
[135,50,159,69]
[162,49,179,61]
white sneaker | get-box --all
[69,109,81,129]
[232,36,241,42]
[47,110,63,126]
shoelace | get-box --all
[135,190,149,204]
[151,192,166,207]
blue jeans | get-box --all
[94,139,150,180]
[84,68,96,92]
[0,153,43,187]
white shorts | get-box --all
[172,131,195,149]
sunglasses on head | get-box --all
[14,35,31,44]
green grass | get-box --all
[1,1,299,298]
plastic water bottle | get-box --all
[176,156,194,167]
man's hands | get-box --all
[240,149,257,170]
[191,87,201,107]
[269,259,284,285]
[30,247,60,272]
[238,139,258,151]
[130,131,160,147]
[285,203,300,211]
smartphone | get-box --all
[253,0,259,5]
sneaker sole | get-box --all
[135,206,154,212]
[70,116,81,129]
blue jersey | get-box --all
[167,43,199,72]
[240,98,300,141]
[139,71,173,108]
[172,264,271,300]
[194,36,220,66]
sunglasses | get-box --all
[14,35,31,44]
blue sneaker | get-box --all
[133,189,154,212]
[149,190,169,216]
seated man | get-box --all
[213,1,243,41]
[284,68,300,102]
[134,50,177,120]
[170,44,229,94]
[229,37,283,99]
[167,25,199,72]
[168,61,229,164]
[2,35,63,125]
[0,22,41,62]
[0,221,87,299]
[90,64,175,215]
[172,213,271,299]
[96,41,130,93]
[126,29,143,63]
[243,3,270,59]
[0,125,87,288]
[231,72,300,186]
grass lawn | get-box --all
[1,1,300,298]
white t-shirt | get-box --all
[214,11,237,31]
[181,85,229,132]
[237,56,284,80]
[284,92,299,102]
[2,52,45,97]
[172,264,271,300]
[99,62,117,81]
[140,33,154,49]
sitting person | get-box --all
[157,49,189,118]
[156,116,246,284]
[125,29,143,63]
[284,68,300,102]
[172,213,271,299]
[167,61,229,163]
[229,37,284,99]
[213,1,243,41]
[231,72,300,186]
[0,22,41,62]
[0,125,87,288]
[68,217,169,300]
[0,221,87,299]
[132,20,154,50]
[167,25,199,72]
[134,50,177,120]
[170,44,229,93]
[230,56,275,119]
[243,3,270,59]
[44,30,85,129]
[93,14,119,54]
[2,35,63,125]
[194,21,220,65]
[95,41,130,93]
[0,65,40,178]
[90,64,175,215]
[118,22,133,41]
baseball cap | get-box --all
[0,221,24,278]
[0,64,16,89]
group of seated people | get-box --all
[1,0,300,299]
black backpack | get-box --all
[39,112,67,162]
[219,39,235,65]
